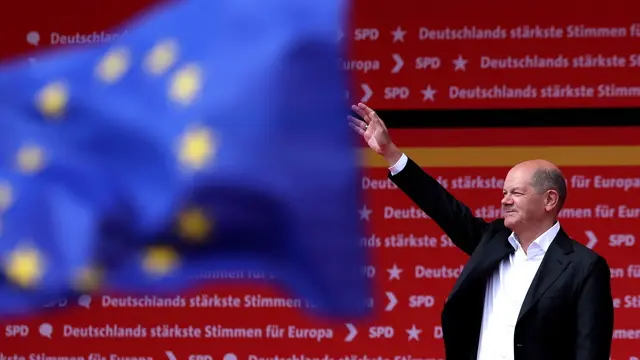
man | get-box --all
[348,103,614,360]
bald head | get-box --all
[502,159,567,238]
[510,160,567,213]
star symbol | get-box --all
[169,63,203,105]
[177,207,212,242]
[421,85,437,101]
[391,26,406,42]
[35,81,68,119]
[16,144,45,174]
[0,182,13,211]
[178,127,217,170]
[142,246,180,276]
[359,205,372,221]
[406,325,422,341]
[72,266,104,292]
[144,38,179,75]
[4,245,44,288]
[387,263,403,280]
[453,55,468,71]
[95,46,130,83]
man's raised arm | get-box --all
[348,103,488,255]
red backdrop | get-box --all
[1,0,639,359]
[3,0,640,110]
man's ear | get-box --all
[544,189,559,212]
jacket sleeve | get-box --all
[574,255,614,360]
[388,156,489,255]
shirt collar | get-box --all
[508,221,560,253]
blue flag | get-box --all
[0,0,370,319]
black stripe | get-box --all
[370,107,640,128]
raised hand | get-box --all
[348,103,394,155]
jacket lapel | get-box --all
[449,232,514,301]
[517,229,574,321]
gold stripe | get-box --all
[360,146,640,167]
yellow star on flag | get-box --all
[0,182,13,211]
[169,64,202,105]
[144,39,179,75]
[35,81,68,119]
[72,266,104,292]
[178,127,217,170]
[178,207,212,242]
[142,246,180,276]
[16,145,45,174]
[95,47,131,84]
[4,246,44,288]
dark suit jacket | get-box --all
[389,157,614,360]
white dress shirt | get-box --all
[389,153,560,360]
[476,223,559,360]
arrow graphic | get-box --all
[585,230,598,249]
[360,83,373,102]
[345,323,358,342]
[391,54,404,73]
[385,291,398,312]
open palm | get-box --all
[348,103,392,155]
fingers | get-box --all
[348,122,365,136]
[350,104,368,122]
[351,102,376,121]
[348,115,367,129]
[348,115,368,137]
[357,102,376,119]
[351,102,380,127]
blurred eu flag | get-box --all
[0,0,370,319]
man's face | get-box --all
[501,166,546,231]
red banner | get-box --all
[1,127,639,359]
[3,0,640,110]
[345,0,640,109]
